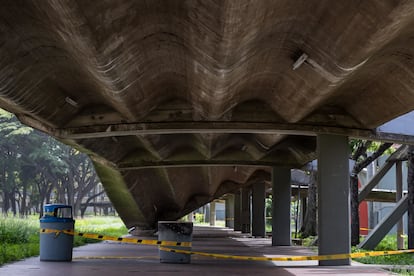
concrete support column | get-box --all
[367,162,376,231]
[396,161,404,250]
[209,201,216,226]
[301,197,307,231]
[241,188,251,234]
[252,182,266,237]
[187,212,194,222]
[234,191,241,231]
[408,145,414,249]
[225,194,235,229]
[318,134,350,266]
[272,167,291,246]
[204,205,210,223]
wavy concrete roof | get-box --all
[1,1,414,230]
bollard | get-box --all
[158,221,193,264]
[39,204,75,261]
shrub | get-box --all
[194,213,204,223]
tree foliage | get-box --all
[0,109,104,217]
[349,139,393,246]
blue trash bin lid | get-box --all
[40,204,74,222]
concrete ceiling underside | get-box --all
[2,1,414,230]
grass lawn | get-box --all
[0,215,127,266]
[352,235,414,275]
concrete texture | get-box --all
[252,182,266,237]
[224,195,235,229]
[317,135,350,265]
[2,1,414,231]
[272,167,292,246]
[0,227,393,276]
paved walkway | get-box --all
[0,226,394,275]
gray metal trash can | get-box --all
[158,221,193,264]
[40,204,75,261]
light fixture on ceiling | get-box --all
[65,96,78,107]
[292,53,308,70]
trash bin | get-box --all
[158,221,193,264]
[40,204,75,261]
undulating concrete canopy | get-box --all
[1,1,414,230]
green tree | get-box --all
[349,140,393,246]
[0,109,32,215]
[28,135,68,215]
[0,109,103,217]
[53,146,101,217]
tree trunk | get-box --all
[350,174,360,245]
[55,180,66,204]
[20,184,27,217]
[10,188,17,216]
[80,191,105,218]
[2,191,8,214]
[350,142,392,246]
[408,145,414,249]
[300,171,317,237]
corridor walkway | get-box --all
[0,226,393,275]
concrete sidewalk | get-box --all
[0,226,394,276]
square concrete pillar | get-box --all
[234,190,241,231]
[225,194,235,229]
[209,201,216,226]
[241,188,251,234]
[252,182,266,237]
[272,167,291,246]
[318,134,350,266]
